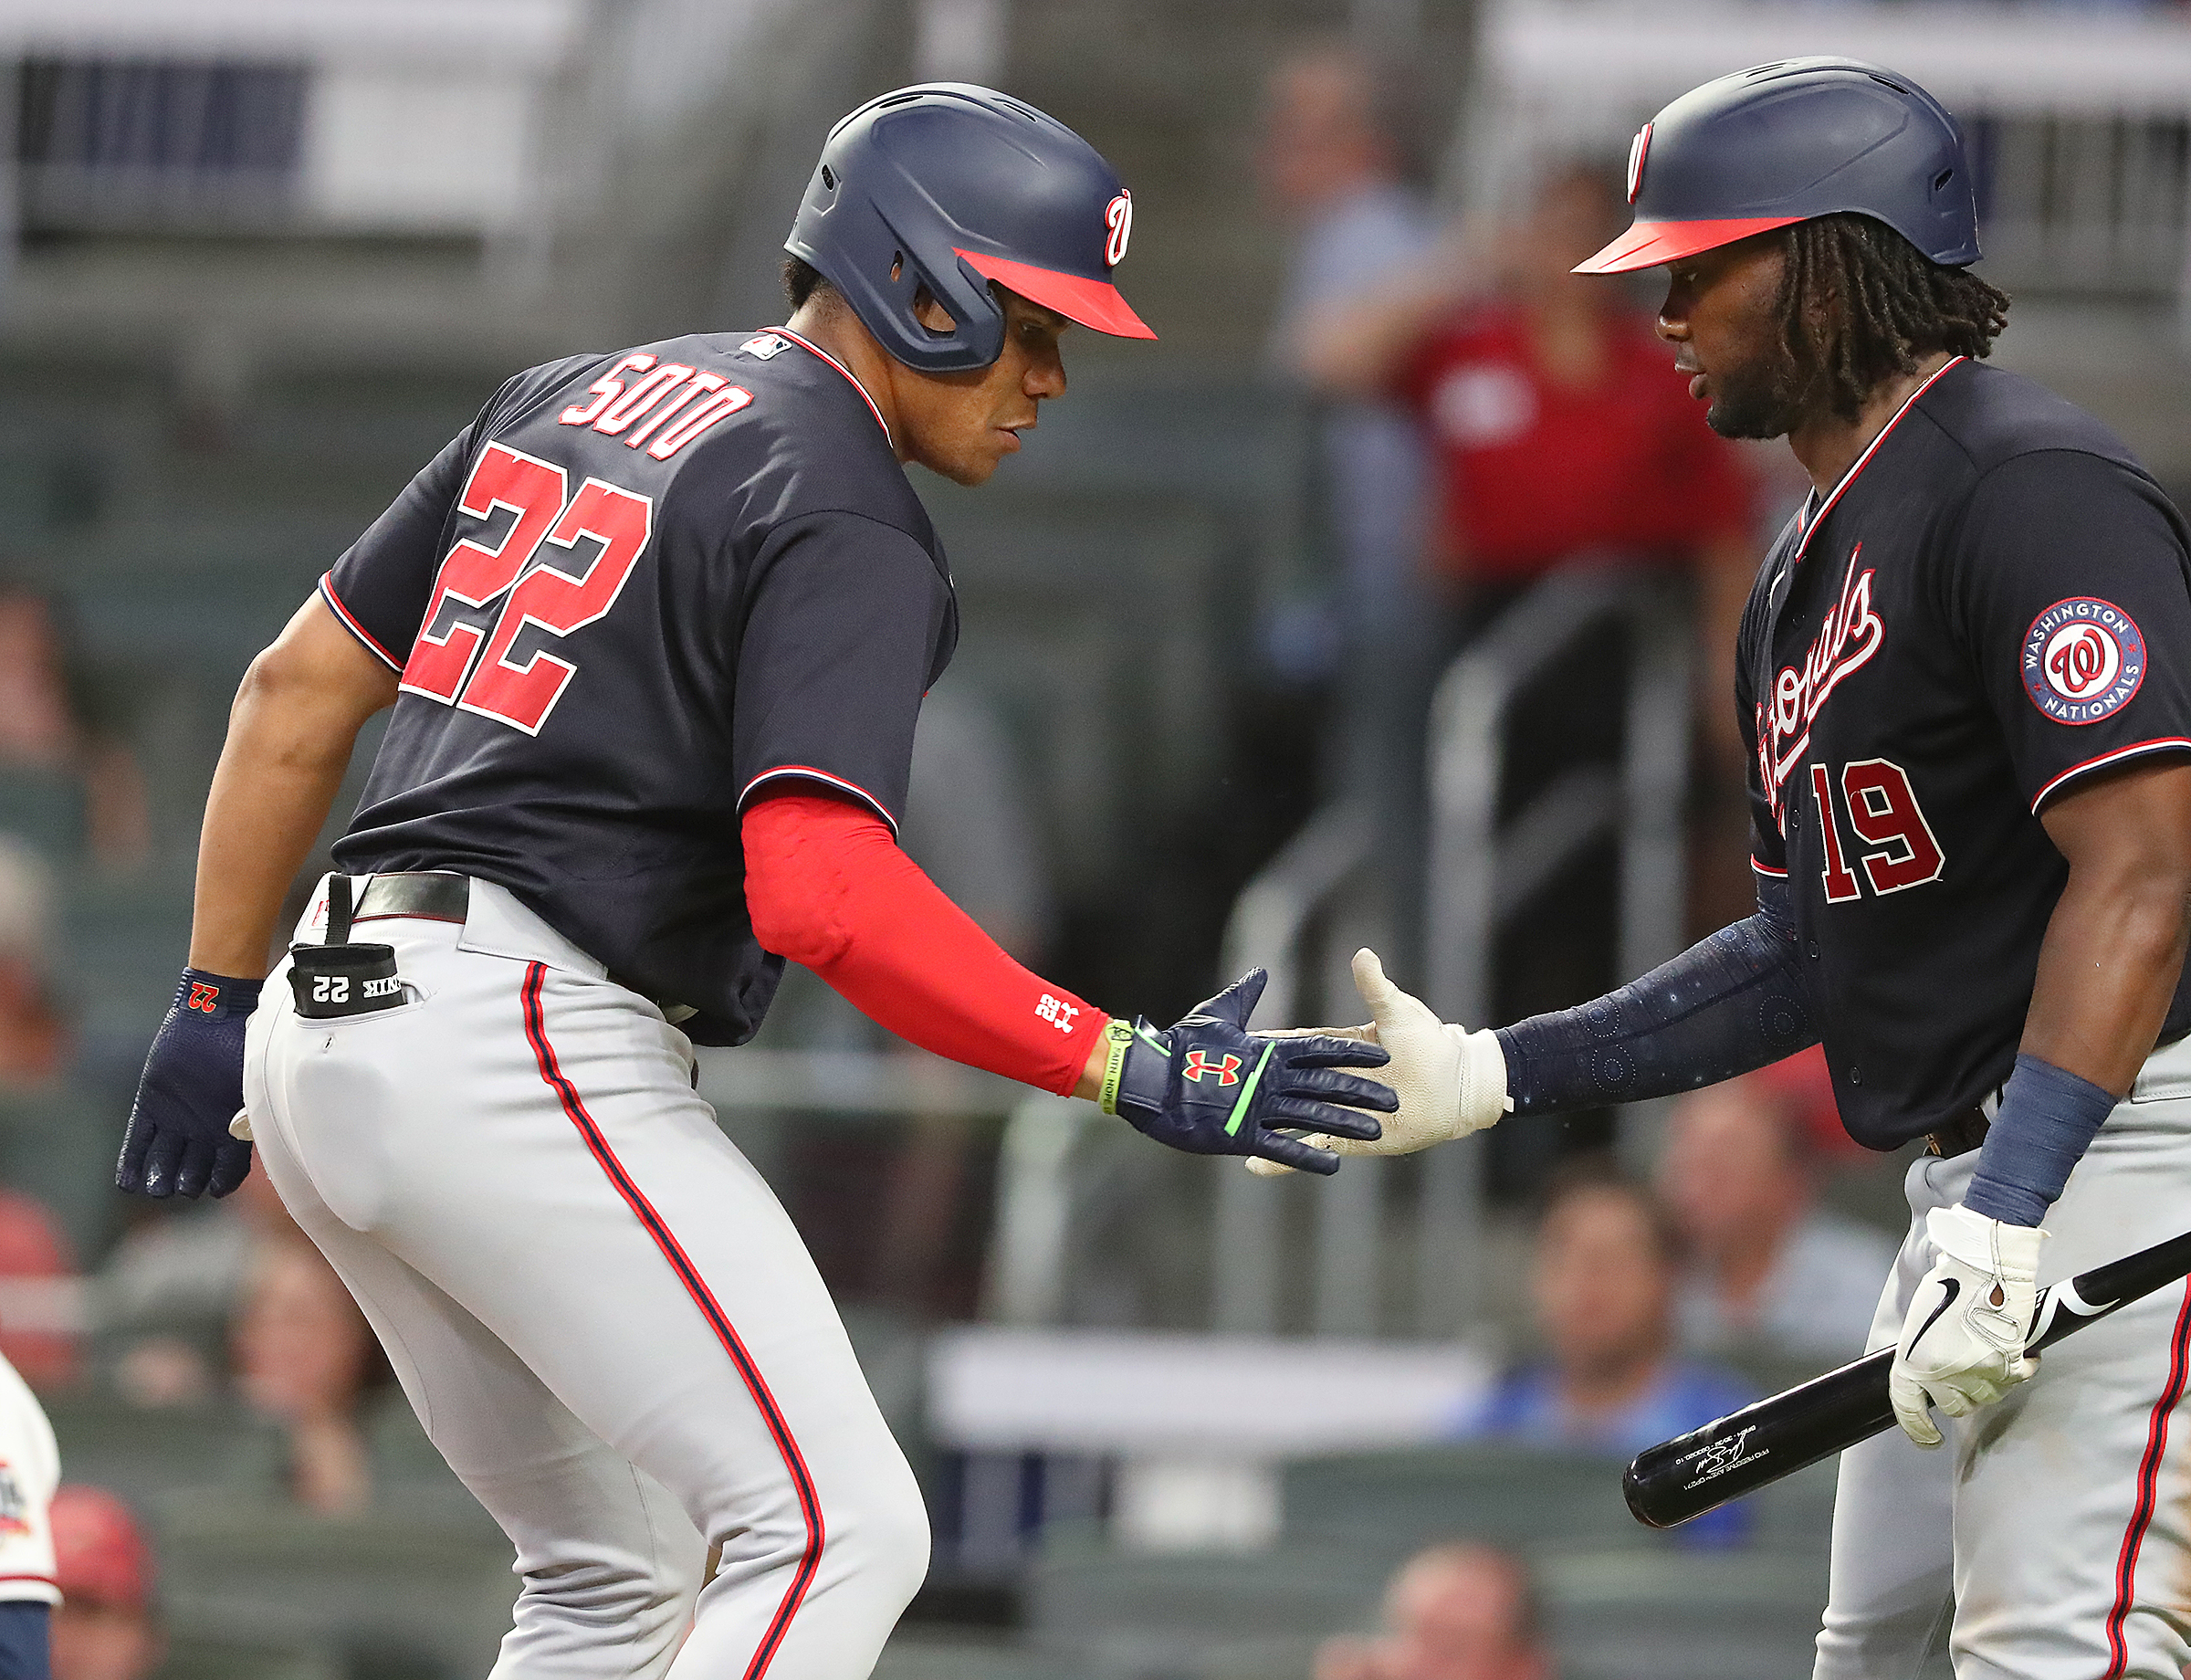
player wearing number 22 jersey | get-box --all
[322,327,959,1045]
[112,85,1392,1680]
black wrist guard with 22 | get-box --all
[1494,875,1815,1116]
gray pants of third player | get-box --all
[1815,1033,2191,1680]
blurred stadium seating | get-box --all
[0,0,2175,1675]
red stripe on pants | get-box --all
[520,962,824,1679]
[2102,1278,2191,1679]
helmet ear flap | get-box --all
[897,246,1006,369]
[815,204,1005,372]
[911,251,1003,365]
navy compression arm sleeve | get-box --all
[1493,875,1817,1115]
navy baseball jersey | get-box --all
[1738,357,2191,1149]
[321,328,959,1045]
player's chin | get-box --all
[940,441,1014,488]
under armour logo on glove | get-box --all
[1101,971,1395,1176]
[1181,1050,1242,1086]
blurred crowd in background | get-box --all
[0,0,2178,1675]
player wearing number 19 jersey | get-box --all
[1723,353,2191,1679]
[1267,61,2191,1680]
[1738,354,2191,1150]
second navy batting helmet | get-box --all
[1575,58,1980,275]
[786,83,1156,373]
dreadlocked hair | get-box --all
[1776,213,2011,422]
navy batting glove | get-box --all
[1103,970,1394,1175]
[117,969,260,1200]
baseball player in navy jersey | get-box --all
[111,85,1392,1680]
[1261,60,2191,1679]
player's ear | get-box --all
[911,285,957,334]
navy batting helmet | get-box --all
[1575,58,1980,276]
[786,83,1155,373]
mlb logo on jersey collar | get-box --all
[739,334,791,360]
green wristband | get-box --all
[1097,1018,1134,1115]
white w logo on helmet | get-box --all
[1105,190,1134,268]
[1626,123,1652,205]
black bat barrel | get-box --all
[1622,1349,1892,1528]
[1623,1226,2191,1529]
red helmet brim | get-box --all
[1573,215,1806,275]
[956,249,1157,340]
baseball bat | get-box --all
[1624,1225,2191,1528]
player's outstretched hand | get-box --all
[1888,1202,2044,1447]
[1104,970,1393,1175]
[1249,949,1511,1177]
[116,970,260,1200]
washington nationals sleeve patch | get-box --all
[2023,598,2146,725]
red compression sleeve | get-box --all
[742,793,1107,1095]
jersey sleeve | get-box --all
[732,510,955,829]
[320,425,477,672]
[1948,450,2191,812]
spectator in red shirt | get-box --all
[1305,163,1755,623]
[1303,163,1765,939]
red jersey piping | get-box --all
[319,575,404,673]
[2030,739,2191,814]
[771,328,892,447]
[739,766,897,835]
[1789,357,1966,568]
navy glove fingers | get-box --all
[114,1112,152,1194]
[1276,1065,1397,1109]
[171,1138,216,1201]
[140,1130,185,1200]
[120,970,261,1200]
[206,1139,254,1200]
[1274,1035,1391,1072]
[1179,969,1267,1032]
[1262,1094,1385,1140]
[1252,1130,1342,1176]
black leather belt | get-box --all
[1926,1108,1990,1160]
[351,872,469,925]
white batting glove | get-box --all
[1247,949,1510,1177]
[1888,1202,2045,1448]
